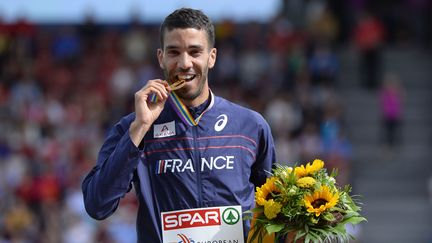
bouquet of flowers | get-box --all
[246,159,366,243]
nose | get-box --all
[178,53,193,70]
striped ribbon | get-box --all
[149,92,206,126]
[168,91,198,126]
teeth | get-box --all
[177,75,194,80]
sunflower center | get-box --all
[265,194,272,201]
[311,199,328,208]
[265,191,279,201]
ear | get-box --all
[208,48,217,69]
[157,48,164,69]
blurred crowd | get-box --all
[0,0,430,242]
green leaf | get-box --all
[249,225,263,243]
[314,228,330,238]
[322,212,335,222]
[265,224,285,234]
[334,223,347,234]
[304,223,309,233]
[342,216,367,225]
[294,231,306,242]
[252,207,264,214]
[308,230,322,242]
[330,206,347,214]
[304,234,311,243]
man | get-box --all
[82,8,275,242]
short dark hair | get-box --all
[160,8,215,48]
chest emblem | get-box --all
[154,121,176,138]
[214,114,228,132]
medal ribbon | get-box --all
[168,91,198,126]
[149,91,212,126]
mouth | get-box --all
[175,74,196,82]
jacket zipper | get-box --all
[192,125,203,207]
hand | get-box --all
[129,79,171,146]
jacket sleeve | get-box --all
[82,115,141,220]
[250,117,276,188]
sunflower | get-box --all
[255,177,280,206]
[295,159,325,177]
[296,176,316,188]
[303,185,339,217]
[264,199,282,219]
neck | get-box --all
[181,86,210,107]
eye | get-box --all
[167,50,179,56]
[189,49,202,57]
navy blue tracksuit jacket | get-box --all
[82,93,276,242]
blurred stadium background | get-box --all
[0,0,431,242]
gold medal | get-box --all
[169,79,186,90]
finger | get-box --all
[150,86,169,101]
[141,80,170,99]
[137,86,167,101]
[159,80,174,92]
[144,79,166,90]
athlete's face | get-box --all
[158,28,217,106]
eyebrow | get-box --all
[165,44,205,50]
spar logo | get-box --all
[222,207,240,225]
[177,233,195,243]
[163,208,221,230]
